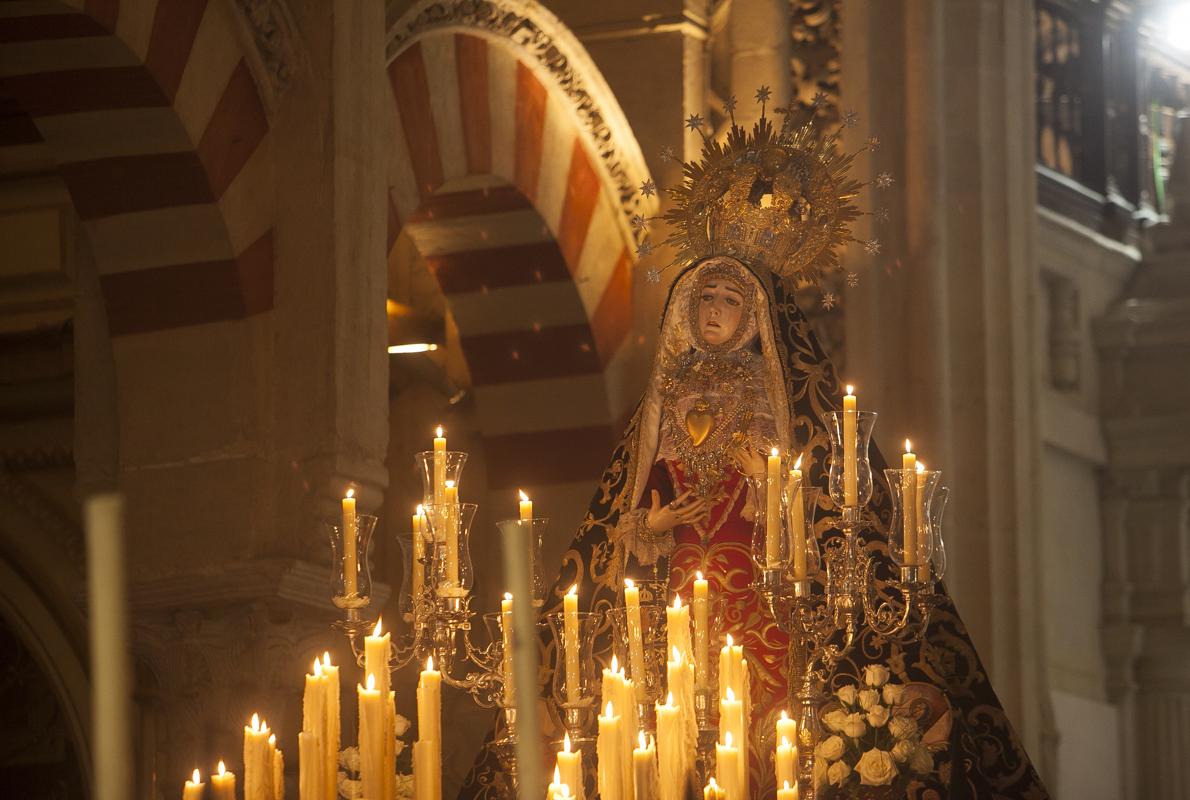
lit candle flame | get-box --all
[346,488,355,499]
[780,709,789,721]
[366,673,376,691]
[905,438,912,454]
[771,447,779,458]
[445,479,456,489]
[559,785,571,799]
[436,425,444,438]
[638,730,647,750]
[784,781,791,791]
[251,713,260,732]
[624,577,634,589]
[794,454,803,470]
[724,730,733,747]
[268,733,275,747]
[605,700,614,717]
[916,461,925,473]
[554,766,561,784]
[373,617,383,637]
[191,769,201,784]
[673,594,682,610]
[696,570,704,580]
[567,584,577,597]
[725,633,733,647]
[725,686,735,702]
[323,651,331,667]
[217,761,226,777]
[519,489,529,502]
[610,654,618,672]
[504,591,513,601]
[666,692,674,706]
[313,658,321,677]
[426,656,434,672]
[563,732,572,752]
[781,736,790,748]
[846,384,854,396]
[709,778,719,789]
[672,646,681,665]
[416,503,424,515]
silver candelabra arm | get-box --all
[859,561,937,642]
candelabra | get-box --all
[752,411,950,799]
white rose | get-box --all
[882,683,905,706]
[888,715,919,741]
[394,713,412,737]
[867,704,890,727]
[836,685,858,706]
[909,744,934,775]
[815,735,845,761]
[813,756,829,789]
[842,712,867,738]
[864,665,891,687]
[827,760,852,787]
[339,745,361,771]
[855,748,898,786]
[822,709,849,733]
[891,740,915,763]
[858,689,880,710]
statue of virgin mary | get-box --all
[460,109,1049,799]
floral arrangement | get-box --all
[337,714,415,800]
[813,666,935,797]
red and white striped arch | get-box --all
[384,9,654,497]
[0,0,274,336]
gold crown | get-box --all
[637,94,881,293]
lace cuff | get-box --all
[612,508,675,566]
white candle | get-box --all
[210,761,235,800]
[413,739,439,800]
[269,736,283,800]
[412,505,426,604]
[519,489,533,521]
[364,618,391,696]
[633,731,659,800]
[547,765,567,800]
[787,458,806,578]
[902,440,917,564]
[777,779,799,800]
[624,579,647,702]
[766,448,782,567]
[703,778,725,800]
[433,426,446,505]
[358,674,384,800]
[443,480,459,586]
[298,730,322,800]
[557,733,584,800]
[916,461,930,577]
[501,592,515,706]
[718,686,747,798]
[843,386,857,505]
[301,660,325,800]
[776,710,797,750]
[417,656,442,757]
[775,735,795,791]
[692,573,709,689]
[597,701,623,800]
[243,714,273,800]
[564,584,581,704]
[320,653,339,800]
[715,731,741,800]
[183,769,204,800]
[655,693,688,800]
[666,594,692,663]
[602,657,636,800]
[342,490,358,596]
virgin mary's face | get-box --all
[697,279,745,346]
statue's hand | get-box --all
[731,443,765,478]
[646,489,709,532]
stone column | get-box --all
[840,0,1056,774]
[1096,118,1190,800]
[728,0,792,127]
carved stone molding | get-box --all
[1043,270,1082,391]
[387,0,657,238]
[225,0,305,114]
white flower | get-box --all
[394,773,415,800]
[339,746,360,772]
[815,735,845,761]
[863,665,891,687]
[867,704,890,727]
[836,685,858,706]
[842,712,867,738]
[888,715,919,741]
[393,738,406,756]
[814,756,829,789]
[909,744,934,775]
[855,748,898,786]
[882,683,905,706]
[858,689,880,710]
[822,709,849,733]
[827,760,852,787]
[891,740,915,763]
[338,774,362,799]
[394,714,412,737]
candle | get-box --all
[843,386,857,505]
[501,592,515,706]
[364,618,391,696]
[775,735,796,790]
[320,653,340,800]
[902,440,917,564]
[666,594,692,663]
[718,685,747,798]
[667,647,697,763]
[715,731,741,800]
[564,584,580,704]
[243,714,273,800]
[557,733,583,800]
[633,730,659,800]
[519,488,533,521]
[766,447,782,567]
[788,457,806,578]
[703,778,725,800]
[597,701,623,800]
[692,573,709,689]
[655,693,688,800]
[547,765,567,800]
[443,479,459,586]
[776,710,797,749]
[269,735,283,800]
[916,461,930,578]
[777,779,799,800]
[624,579,647,701]
[298,730,321,800]
[433,426,446,505]
[718,634,743,699]
[415,656,443,800]
[358,673,384,800]
[413,739,439,800]
[342,489,358,596]
[183,768,204,800]
[602,656,637,800]
[412,505,426,604]
[210,761,236,800]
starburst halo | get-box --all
[657,98,869,290]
